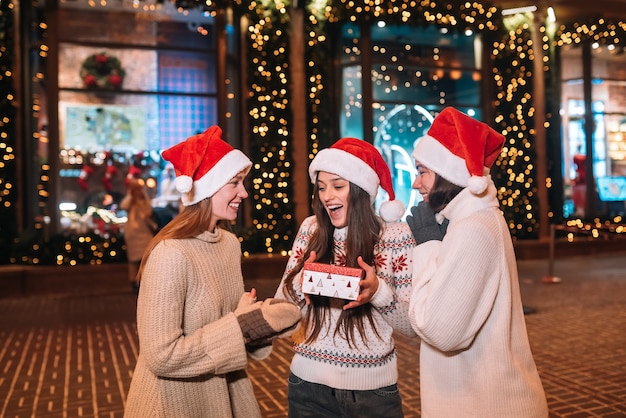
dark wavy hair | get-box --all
[426,172,464,212]
[281,181,382,347]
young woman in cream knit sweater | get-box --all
[124,127,300,418]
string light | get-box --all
[2,0,625,265]
[1,1,21,264]
[236,0,295,256]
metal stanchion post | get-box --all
[542,224,562,284]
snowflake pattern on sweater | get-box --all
[275,215,416,391]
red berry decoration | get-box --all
[80,52,125,90]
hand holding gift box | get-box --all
[302,262,364,301]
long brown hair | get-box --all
[282,181,382,347]
[136,197,230,279]
[127,178,153,218]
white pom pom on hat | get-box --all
[412,107,505,195]
[174,176,193,194]
[467,175,490,194]
[162,126,252,206]
[308,137,405,223]
[379,199,405,223]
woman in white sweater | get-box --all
[124,126,301,418]
[406,107,548,417]
[275,138,415,418]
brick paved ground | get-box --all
[1,252,625,417]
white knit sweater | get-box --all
[275,216,416,391]
[409,183,549,417]
[125,229,266,418]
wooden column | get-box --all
[215,8,228,132]
[532,10,550,239]
[289,6,310,226]
[361,23,373,144]
[42,0,59,238]
[582,41,597,218]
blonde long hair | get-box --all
[136,197,230,279]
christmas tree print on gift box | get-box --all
[302,262,363,300]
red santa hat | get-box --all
[162,126,252,206]
[308,137,404,222]
[412,107,505,194]
[125,166,142,185]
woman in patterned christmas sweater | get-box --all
[275,138,416,418]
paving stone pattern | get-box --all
[1,252,625,417]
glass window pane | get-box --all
[562,43,626,218]
[159,95,217,149]
[592,48,626,179]
[59,91,216,153]
[371,24,481,69]
[339,24,361,65]
[59,91,159,153]
[338,22,484,217]
[373,64,481,105]
[61,45,216,95]
[159,50,216,95]
[372,104,434,216]
[59,44,158,91]
[52,3,221,240]
[58,4,215,50]
[372,105,482,218]
[340,65,364,140]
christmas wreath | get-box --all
[80,52,125,90]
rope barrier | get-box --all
[542,222,626,283]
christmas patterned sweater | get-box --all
[274,215,416,390]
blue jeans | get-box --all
[287,372,404,418]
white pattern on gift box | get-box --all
[302,262,362,300]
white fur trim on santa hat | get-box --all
[309,148,380,202]
[181,149,251,206]
[379,200,405,223]
[412,134,472,188]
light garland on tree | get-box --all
[0,0,18,264]
[2,0,625,266]
[236,0,295,256]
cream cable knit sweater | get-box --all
[125,229,265,418]
[409,183,548,417]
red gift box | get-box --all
[302,262,363,300]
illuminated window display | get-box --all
[561,45,626,218]
[54,5,224,238]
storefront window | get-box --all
[341,65,364,140]
[54,3,225,237]
[561,45,626,218]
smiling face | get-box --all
[412,161,436,202]
[316,171,351,228]
[209,171,248,231]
